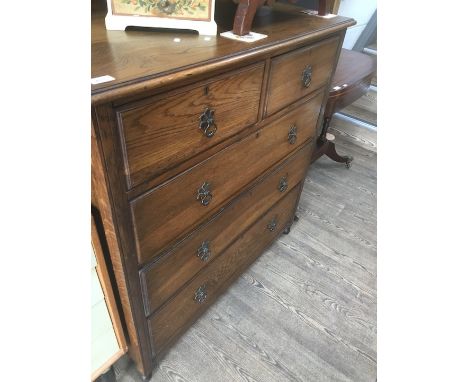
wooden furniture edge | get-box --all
[312,28,347,151]
[92,119,150,376]
[91,19,355,106]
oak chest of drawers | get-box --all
[91,2,354,379]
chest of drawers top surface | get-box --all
[91,2,354,104]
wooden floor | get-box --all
[340,88,377,126]
[114,115,377,382]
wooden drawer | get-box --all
[148,183,301,355]
[266,37,340,116]
[117,63,264,189]
[140,143,312,316]
[131,94,323,265]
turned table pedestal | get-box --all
[311,48,376,168]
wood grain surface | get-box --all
[91,1,355,104]
[118,63,264,189]
[140,143,312,316]
[92,120,150,375]
[266,36,340,116]
[148,184,301,357]
[91,2,356,378]
[130,94,323,265]
[112,121,377,382]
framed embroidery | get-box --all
[105,0,217,35]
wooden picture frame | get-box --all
[105,0,217,35]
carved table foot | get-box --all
[315,132,353,169]
[324,140,353,169]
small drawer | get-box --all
[117,63,264,189]
[148,183,301,356]
[130,93,323,265]
[140,143,312,315]
[266,37,340,116]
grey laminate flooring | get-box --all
[114,114,377,382]
[340,88,377,126]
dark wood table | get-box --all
[233,0,331,35]
[312,48,376,167]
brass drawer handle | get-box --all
[278,176,288,193]
[199,108,217,138]
[302,64,312,88]
[196,181,213,206]
[267,217,278,232]
[288,125,297,145]
[194,285,207,304]
[197,240,211,262]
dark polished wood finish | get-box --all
[92,1,354,378]
[266,36,340,116]
[118,63,264,189]
[233,0,267,36]
[312,49,376,166]
[149,183,301,356]
[91,3,354,104]
[131,94,322,265]
[232,0,333,36]
[140,143,312,316]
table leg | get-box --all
[323,140,353,169]
[233,0,266,36]
[313,116,353,169]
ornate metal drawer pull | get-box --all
[302,64,312,88]
[194,285,207,304]
[267,217,278,232]
[197,240,211,262]
[288,125,297,144]
[199,108,217,138]
[278,176,288,193]
[196,181,213,206]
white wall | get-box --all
[337,0,376,49]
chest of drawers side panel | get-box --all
[92,106,153,378]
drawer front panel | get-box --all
[148,184,301,355]
[140,143,312,315]
[131,94,323,265]
[118,63,264,189]
[266,37,340,116]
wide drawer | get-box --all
[140,143,312,316]
[266,37,340,116]
[117,63,264,189]
[131,94,323,265]
[148,183,301,355]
